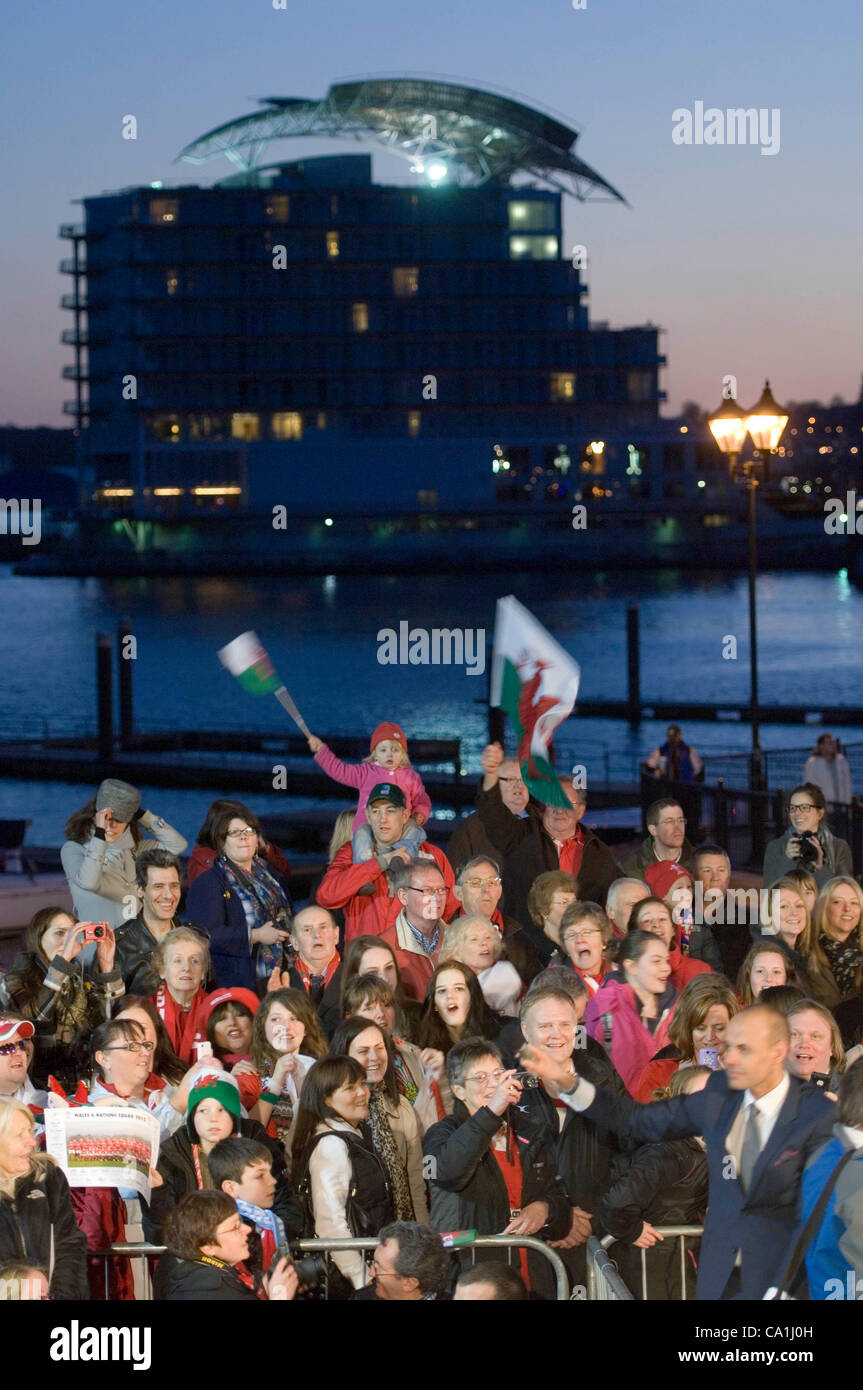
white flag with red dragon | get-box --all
[490,595,581,808]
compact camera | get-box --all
[81,922,109,943]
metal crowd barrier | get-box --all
[586,1227,704,1301]
[107,1232,571,1301]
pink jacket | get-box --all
[584,976,677,1097]
[313,745,432,829]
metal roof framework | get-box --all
[177,76,626,203]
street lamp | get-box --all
[708,381,788,787]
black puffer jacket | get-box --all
[154,1252,259,1301]
[599,1135,708,1299]
[144,1119,302,1243]
[424,1098,570,1297]
[0,1162,88,1300]
[512,1044,631,1214]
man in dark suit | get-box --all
[520,1003,836,1300]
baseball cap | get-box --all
[367,782,407,809]
[0,1018,35,1045]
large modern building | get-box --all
[59,77,691,523]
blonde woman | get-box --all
[754,876,813,988]
[0,1099,88,1299]
[806,877,863,1009]
[440,915,523,1016]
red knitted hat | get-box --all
[370,722,407,753]
[644,861,693,900]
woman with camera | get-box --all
[61,778,187,931]
[762,784,852,891]
[154,1189,299,1301]
[186,805,293,993]
[3,907,125,1089]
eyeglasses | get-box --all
[789,803,817,814]
[659,818,687,828]
[215,1220,246,1238]
[464,876,502,890]
[104,1042,155,1055]
[406,886,448,899]
[226,827,257,838]
[498,776,525,786]
[0,1040,27,1056]
[563,928,602,943]
[465,1069,506,1085]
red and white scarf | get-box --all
[153,981,209,1064]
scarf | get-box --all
[391,1049,419,1105]
[235,1198,288,1265]
[819,933,863,999]
[366,1089,414,1221]
[295,951,340,1005]
[154,981,209,1063]
[219,855,290,989]
[260,1071,297,1152]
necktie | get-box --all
[308,973,325,1004]
[739,1102,762,1193]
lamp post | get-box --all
[708,382,788,789]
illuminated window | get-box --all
[507,202,557,231]
[393,267,419,296]
[550,373,576,401]
[230,413,260,441]
[265,195,290,222]
[408,411,421,437]
[326,231,340,258]
[510,235,558,260]
[352,302,369,332]
[316,412,327,429]
[166,270,179,296]
[271,411,303,440]
[150,198,179,224]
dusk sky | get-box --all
[2,0,860,427]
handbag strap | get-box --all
[771,1144,858,1297]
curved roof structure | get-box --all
[177,75,626,203]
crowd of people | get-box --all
[0,719,862,1303]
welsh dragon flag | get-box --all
[490,596,581,808]
[218,631,282,696]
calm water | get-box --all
[1,564,860,845]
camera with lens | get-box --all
[512,1069,540,1090]
[797,831,820,866]
[290,1250,329,1289]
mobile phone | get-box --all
[697,1047,720,1070]
[810,1071,831,1089]
[193,1041,213,1061]
[81,922,108,943]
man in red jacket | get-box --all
[316,783,457,944]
